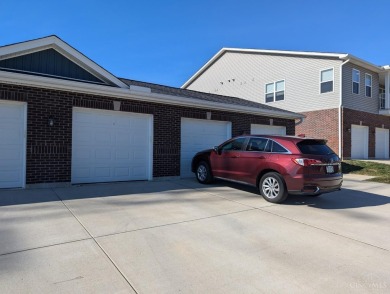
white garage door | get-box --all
[181,118,231,177]
[0,101,26,188]
[375,128,389,159]
[351,125,369,159]
[72,108,153,184]
[251,124,286,135]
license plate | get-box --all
[326,165,334,174]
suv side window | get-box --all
[221,138,246,151]
[246,138,269,151]
[264,140,288,153]
[272,141,288,153]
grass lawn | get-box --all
[342,160,390,184]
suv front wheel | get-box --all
[259,172,288,203]
[196,161,213,184]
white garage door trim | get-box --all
[72,107,153,184]
[181,118,231,178]
[351,124,369,159]
[375,128,389,159]
[0,100,27,189]
[250,124,286,135]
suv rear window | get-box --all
[296,140,335,155]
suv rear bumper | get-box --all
[286,174,343,195]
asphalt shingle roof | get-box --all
[120,78,299,116]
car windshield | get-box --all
[296,139,335,155]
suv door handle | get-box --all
[232,155,240,158]
[258,156,266,159]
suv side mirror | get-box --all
[213,146,220,154]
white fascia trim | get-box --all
[182,48,226,89]
[0,70,303,120]
[182,48,345,88]
[0,36,129,89]
[340,54,383,73]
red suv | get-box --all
[191,135,342,203]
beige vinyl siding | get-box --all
[342,63,380,113]
[186,52,342,113]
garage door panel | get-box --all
[115,168,130,177]
[72,108,152,184]
[250,124,286,135]
[95,148,112,160]
[73,168,90,179]
[181,118,231,178]
[0,171,22,188]
[95,167,111,178]
[115,150,130,160]
[0,148,22,161]
[95,128,112,146]
[351,125,369,159]
[0,129,23,143]
[375,128,389,159]
[0,102,26,188]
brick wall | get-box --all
[342,107,390,158]
[296,108,339,155]
[0,83,295,184]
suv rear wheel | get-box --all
[259,172,288,203]
[196,161,213,184]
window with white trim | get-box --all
[365,74,372,97]
[265,80,285,103]
[320,68,333,93]
[352,69,360,94]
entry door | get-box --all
[375,128,389,159]
[0,101,26,188]
[351,125,369,159]
[181,118,231,177]
[72,108,153,184]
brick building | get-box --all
[0,36,302,188]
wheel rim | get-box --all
[262,177,280,199]
[197,165,207,181]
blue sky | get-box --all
[1,0,389,87]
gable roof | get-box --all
[0,35,128,88]
[182,47,386,88]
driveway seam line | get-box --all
[176,181,390,252]
[51,188,139,294]
[94,208,256,239]
[0,237,92,257]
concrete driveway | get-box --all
[0,177,389,293]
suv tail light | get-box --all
[292,158,322,166]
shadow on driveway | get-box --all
[1,178,389,210]
[0,180,189,207]
[212,179,390,210]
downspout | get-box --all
[295,117,305,126]
[339,59,350,159]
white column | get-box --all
[386,71,390,109]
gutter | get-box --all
[339,59,350,159]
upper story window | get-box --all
[365,74,372,97]
[265,80,285,103]
[352,69,360,94]
[320,68,333,93]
